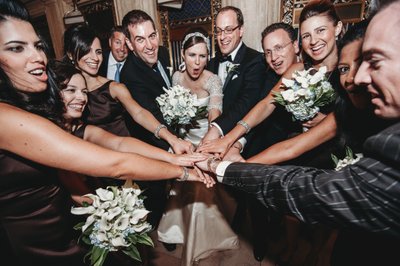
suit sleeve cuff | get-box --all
[215,161,233,182]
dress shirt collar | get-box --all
[108,52,126,67]
[222,41,243,62]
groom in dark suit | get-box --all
[203,6,268,261]
[119,10,189,235]
[205,6,266,144]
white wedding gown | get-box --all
[157,73,239,266]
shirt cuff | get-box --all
[237,137,247,153]
[210,122,224,137]
[215,161,233,182]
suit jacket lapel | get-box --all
[222,44,247,92]
[222,70,234,92]
[131,54,168,89]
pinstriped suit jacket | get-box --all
[222,122,400,238]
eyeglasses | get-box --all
[264,41,293,58]
[215,25,240,36]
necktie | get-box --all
[219,55,233,63]
[114,63,121,82]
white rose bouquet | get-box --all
[331,146,363,171]
[156,85,207,138]
[71,184,153,266]
[273,66,336,122]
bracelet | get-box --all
[207,157,221,173]
[154,124,167,139]
[237,120,251,134]
[177,166,189,182]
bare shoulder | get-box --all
[110,80,128,90]
[109,80,131,99]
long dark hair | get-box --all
[0,0,63,127]
[63,24,99,66]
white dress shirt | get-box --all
[217,41,243,84]
[106,52,126,81]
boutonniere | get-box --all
[331,146,363,171]
[226,63,240,75]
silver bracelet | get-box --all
[237,120,251,134]
[177,166,189,181]
[154,124,167,139]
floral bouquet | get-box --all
[71,184,153,266]
[273,66,336,122]
[156,84,207,138]
[331,146,363,171]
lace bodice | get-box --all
[172,71,223,113]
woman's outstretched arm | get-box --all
[110,82,193,154]
[0,103,211,185]
[247,113,337,164]
[198,63,305,157]
[83,125,206,166]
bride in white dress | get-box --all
[157,28,239,265]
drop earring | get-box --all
[178,61,186,72]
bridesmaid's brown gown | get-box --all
[0,150,86,266]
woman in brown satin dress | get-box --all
[0,1,212,265]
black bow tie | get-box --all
[219,55,233,63]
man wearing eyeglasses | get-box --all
[202,5,268,262]
[203,6,267,156]
[244,22,302,264]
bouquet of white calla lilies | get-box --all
[156,85,207,138]
[71,185,153,266]
[274,66,336,122]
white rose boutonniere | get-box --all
[331,146,363,171]
[226,63,240,75]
